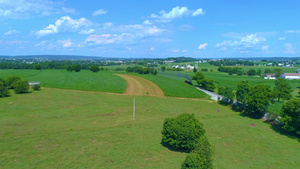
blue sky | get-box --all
[0,0,299,58]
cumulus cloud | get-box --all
[198,43,208,49]
[0,0,70,18]
[3,30,20,36]
[85,33,134,44]
[57,39,73,48]
[285,30,300,34]
[36,16,94,36]
[216,34,266,49]
[150,47,155,51]
[143,20,152,25]
[93,9,107,16]
[262,45,269,51]
[279,37,286,40]
[284,43,295,54]
[149,6,205,22]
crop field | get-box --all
[1,88,299,169]
[0,69,127,93]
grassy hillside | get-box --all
[0,89,299,168]
[0,69,126,93]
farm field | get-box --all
[0,88,300,168]
[0,69,127,93]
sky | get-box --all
[0,0,300,58]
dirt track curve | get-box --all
[116,74,164,97]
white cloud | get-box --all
[198,43,208,50]
[284,43,295,54]
[279,37,286,40]
[36,16,94,36]
[143,20,152,25]
[262,45,269,51]
[216,34,266,48]
[149,6,205,22]
[93,9,107,16]
[0,0,70,18]
[79,29,95,34]
[57,39,73,48]
[192,8,205,16]
[285,30,300,34]
[85,33,134,44]
[150,47,155,51]
[3,30,19,36]
[182,50,188,52]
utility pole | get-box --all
[133,96,135,120]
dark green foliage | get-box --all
[256,69,262,76]
[247,69,256,76]
[182,136,213,169]
[274,68,283,78]
[73,64,82,72]
[245,85,272,117]
[273,78,292,101]
[161,66,166,72]
[126,66,158,75]
[0,78,9,97]
[32,84,41,91]
[194,67,198,73]
[34,64,41,70]
[6,76,21,89]
[218,87,234,103]
[67,64,82,72]
[90,65,100,73]
[14,80,29,94]
[236,81,251,104]
[279,99,300,135]
[264,69,272,74]
[192,72,215,92]
[162,113,205,151]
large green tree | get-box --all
[192,72,215,92]
[6,76,21,89]
[245,85,272,117]
[162,113,205,151]
[14,80,29,94]
[236,81,251,104]
[273,78,292,101]
[0,78,9,97]
[279,99,300,135]
[218,87,234,103]
[90,65,100,73]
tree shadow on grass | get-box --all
[270,125,300,142]
[160,141,190,153]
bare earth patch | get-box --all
[248,124,256,128]
[116,74,164,97]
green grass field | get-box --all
[125,72,208,99]
[0,88,299,168]
[0,69,127,93]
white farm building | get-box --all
[282,73,300,80]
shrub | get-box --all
[181,136,213,169]
[32,84,41,91]
[14,80,29,94]
[162,113,205,151]
[0,78,9,97]
[6,76,21,89]
[279,99,300,135]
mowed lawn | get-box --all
[0,69,127,93]
[1,89,299,168]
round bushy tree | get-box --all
[14,80,29,94]
[279,99,300,135]
[90,65,100,73]
[181,136,213,169]
[0,78,9,97]
[6,76,21,89]
[32,84,41,91]
[162,113,205,151]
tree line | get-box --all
[126,66,158,75]
[0,76,40,98]
[218,79,299,137]
[217,66,283,77]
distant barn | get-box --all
[281,73,300,80]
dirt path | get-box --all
[116,74,164,96]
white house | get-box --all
[282,73,300,80]
[264,74,276,79]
